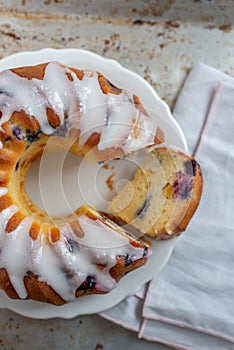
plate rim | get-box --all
[0,48,187,319]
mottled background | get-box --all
[0,1,233,349]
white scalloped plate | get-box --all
[0,49,187,319]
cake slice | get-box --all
[109,147,203,239]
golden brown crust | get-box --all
[109,255,148,282]
[0,269,67,305]
[0,268,19,300]
[0,195,13,212]
[46,107,61,129]
[6,211,25,233]
[50,227,61,243]
[11,63,47,80]
[24,273,66,306]
[98,73,122,95]
[172,161,203,234]
[67,68,84,81]
[29,222,41,240]
[0,149,16,170]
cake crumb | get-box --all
[106,173,115,191]
[102,163,109,170]
[95,344,104,350]
[218,23,232,33]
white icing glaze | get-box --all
[0,213,31,299]
[77,214,131,248]
[0,209,146,301]
[0,205,19,249]
[98,93,136,151]
[0,62,158,153]
[72,71,108,145]
[0,187,8,197]
[125,114,157,153]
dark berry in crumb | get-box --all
[143,247,148,258]
[117,253,135,267]
[25,271,34,279]
[123,254,132,267]
[79,276,97,290]
[15,160,20,171]
[0,89,12,97]
[136,196,152,219]
[12,126,23,140]
[26,128,41,143]
[184,159,197,176]
[99,157,122,164]
[26,271,41,280]
[65,237,78,253]
[172,171,193,200]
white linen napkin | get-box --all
[100,63,234,350]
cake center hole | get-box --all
[25,148,146,218]
[26,151,84,217]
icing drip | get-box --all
[0,210,146,301]
[0,214,31,299]
[0,187,8,197]
[77,214,132,248]
[0,62,159,153]
[0,205,18,249]
[98,93,136,150]
[71,71,108,145]
[31,233,75,300]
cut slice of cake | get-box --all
[109,147,203,239]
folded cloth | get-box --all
[100,63,234,350]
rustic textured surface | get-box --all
[0,310,161,350]
[0,1,233,349]
[0,0,233,110]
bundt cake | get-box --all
[109,147,203,239]
[0,61,163,304]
